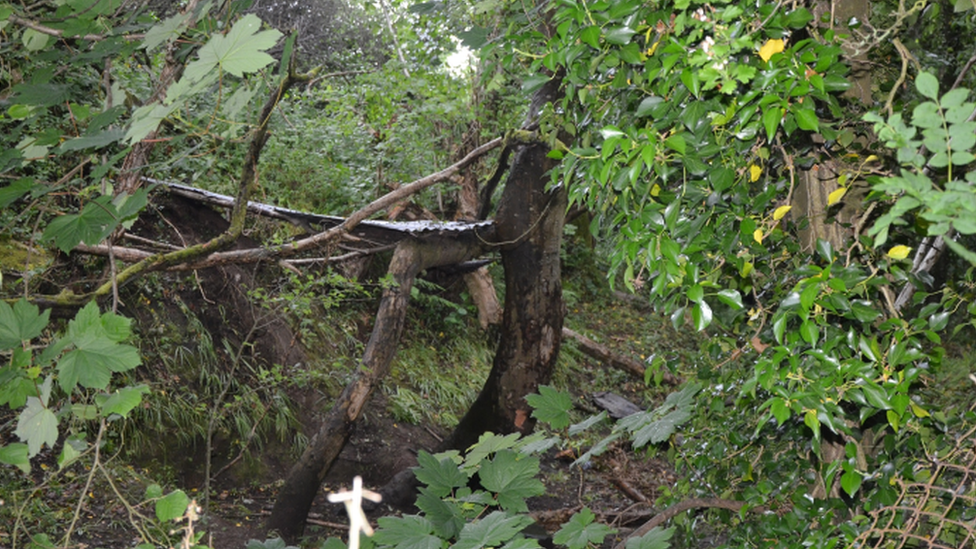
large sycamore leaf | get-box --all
[374,515,445,549]
[16,396,59,456]
[0,442,31,473]
[188,14,281,80]
[414,450,468,497]
[58,339,140,391]
[553,508,615,549]
[451,512,533,549]
[0,298,50,350]
[478,451,544,512]
[97,384,149,417]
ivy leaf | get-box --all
[374,515,444,549]
[553,508,615,549]
[15,396,59,456]
[0,298,50,350]
[478,451,544,512]
[525,385,573,429]
[451,511,533,549]
[414,451,468,497]
[155,489,190,522]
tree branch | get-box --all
[613,498,766,549]
[7,13,145,42]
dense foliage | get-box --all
[1,0,976,547]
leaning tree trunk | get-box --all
[266,234,484,542]
[440,79,568,451]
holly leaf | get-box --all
[553,508,615,549]
[525,385,572,429]
[0,298,50,350]
[451,512,533,549]
[15,396,59,456]
[374,515,444,549]
[478,451,544,512]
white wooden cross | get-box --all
[327,476,383,549]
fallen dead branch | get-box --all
[562,327,681,386]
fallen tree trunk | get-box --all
[562,327,681,386]
[266,233,486,542]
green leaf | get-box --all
[686,284,704,304]
[414,451,468,497]
[783,8,814,28]
[452,512,533,549]
[522,74,551,94]
[416,488,464,539]
[0,178,36,207]
[155,489,190,522]
[192,14,282,79]
[464,433,521,469]
[770,397,791,425]
[636,96,663,118]
[691,300,712,331]
[840,464,862,496]
[763,106,782,142]
[58,337,141,392]
[15,396,59,456]
[0,299,50,350]
[793,105,819,132]
[478,451,544,512]
[22,28,50,51]
[58,129,125,152]
[716,289,744,309]
[97,384,149,418]
[142,11,191,51]
[42,195,118,252]
[568,411,608,436]
[915,72,940,100]
[579,26,600,49]
[526,386,573,429]
[553,508,615,549]
[604,27,635,45]
[145,483,164,499]
[374,515,444,549]
[0,443,31,473]
[624,526,675,549]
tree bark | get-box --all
[441,78,567,450]
[266,233,485,542]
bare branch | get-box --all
[7,13,145,41]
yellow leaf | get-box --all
[740,261,754,277]
[827,186,847,206]
[887,245,911,260]
[753,229,763,244]
[773,205,792,220]
[749,164,762,182]
[910,402,930,418]
[759,39,785,62]
[650,183,661,197]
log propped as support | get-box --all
[266,233,486,542]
